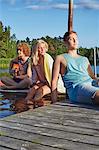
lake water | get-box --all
[0,69,9,73]
[0,92,27,118]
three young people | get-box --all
[2,32,99,108]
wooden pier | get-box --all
[0,101,99,150]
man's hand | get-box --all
[51,89,58,104]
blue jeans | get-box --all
[76,80,99,104]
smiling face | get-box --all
[38,43,47,56]
[31,40,48,65]
[65,32,78,50]
[17,48,25,59]
[17,42,30,59]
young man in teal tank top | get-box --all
[51,31,99,105]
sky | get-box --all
[0,0,99,48]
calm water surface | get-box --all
[0,92,27,118]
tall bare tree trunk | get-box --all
[68,0,73,32]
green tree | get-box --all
[0,21,17,58]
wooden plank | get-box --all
[49,103,99,113]
[5,114,99,132]
[12,103,99,118]
[0,136,60,150]
[0,127,99,150]
[0,147,13,150]
[0,89,28,93]
[1,118,98,137]
[10,105,99,126]
[0,120,99,145]
[55,102,99,112]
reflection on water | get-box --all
[0,69,9,73]
[0,92,27,118]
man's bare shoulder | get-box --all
[55,54,65,60]
[55,54,66,66]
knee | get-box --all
[1,76,7,82]
[42,86,51,95]
[24,78,31,84]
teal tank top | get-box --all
[62,53,92,101]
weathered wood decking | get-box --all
[0,101,99,150]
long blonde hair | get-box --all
[31,39,48,65]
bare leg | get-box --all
[1,77,17,86]
[15,78,31,89]
[33,85,51,101]
[25,86,37,101]
[27,85,51,109]
[32,85,51,108]
[26,85,39,106]
[1,78,32,90]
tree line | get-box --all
[0,21,99,65]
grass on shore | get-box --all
[0,72,11,78]
[0,58,11,69]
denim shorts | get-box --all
[76,81,99,104]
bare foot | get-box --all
[27,99,35,109]
[34,98,44,108]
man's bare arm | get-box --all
[51,56,61,91]
[51,55,66,103]
[87,64,99,85]
[51,56,60,103]
[87,64,98,80]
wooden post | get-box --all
[68,0,73,32]
[94,47,97,77]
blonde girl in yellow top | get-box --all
[26,39,65,108]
